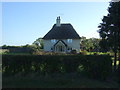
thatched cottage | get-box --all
[43,17,81,53]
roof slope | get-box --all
[43,24,80,39]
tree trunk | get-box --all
[114,51,117,72]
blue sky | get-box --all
[2,2,110,46]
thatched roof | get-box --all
[43,24,80,39]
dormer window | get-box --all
[51,39,56,43]
[67,39,72,43]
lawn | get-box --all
[2,73,119,88]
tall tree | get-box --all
[98,2,120,71]
[99,39,109,52]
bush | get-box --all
[2,55,112,80]
[80,50,88,55]
[71,50,77,54]
[118,68,120,84]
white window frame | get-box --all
[51,39,56,43]
[67,39,72,43]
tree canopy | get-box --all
[80,36,100,52]
[98,2,120,71]
[32,38,43,49]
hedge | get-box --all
[2,55,112,80]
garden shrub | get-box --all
[80,50,88,55]
[71,50,77,54]
[118,68,120,84]
[2,54,112,80]
[82,55,112,80]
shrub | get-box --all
[2,55,112,80]
[71,50,77,54]
[80,50,88,55]
[118,67,120,84]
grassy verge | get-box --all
[2,73,119,88]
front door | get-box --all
[55,45,65,52]
[54,40,67,53]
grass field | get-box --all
[2,73,119,88]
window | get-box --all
[67,39,72,43]
[51,39,56,43]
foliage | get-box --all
[0,49,9,54]
[32,38,43,49]
[80,50,88,55]
[2,55,112,80]
[98,2,120,51]
[1,45,21,49]
[98,2,120,71]
[70,49,77,54]
[80,36,101,52]
[23,44,40,54]
[1,44,42,54]
[99,39,110,52]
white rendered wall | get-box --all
[43,39,80,52]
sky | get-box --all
[2,2,110,46]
